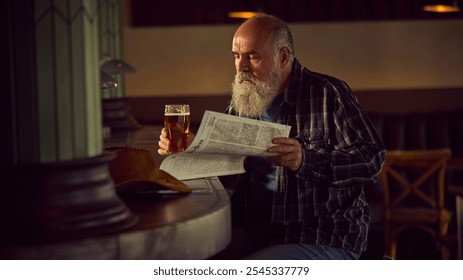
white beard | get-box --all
[230,66,282,118]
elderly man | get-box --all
[159,14,385,260]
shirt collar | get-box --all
[283,58,304,107]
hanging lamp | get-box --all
[423,0,461,12]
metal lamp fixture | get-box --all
[423,0,461,12]
[100,70,118,90]
[100,55,136,75]
[228,0,261,19]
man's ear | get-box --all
[279,47,291,69]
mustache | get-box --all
[235,72,258,83]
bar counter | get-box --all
[0,126,231,259]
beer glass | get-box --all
[164,104,190,153]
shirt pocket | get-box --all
[298,129,331,180]
[298,129,329,152]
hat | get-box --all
[104,146,192,194]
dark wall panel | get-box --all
[130,0,462,27]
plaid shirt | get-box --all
[270,59,386,255]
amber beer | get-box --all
[164,105,190,153]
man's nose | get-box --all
[236,58,250,72]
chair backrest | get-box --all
[381,148,451,212]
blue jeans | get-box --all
[243,244,360,260]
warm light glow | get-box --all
[227,11,259,19]
[423,4,460,12]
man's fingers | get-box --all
[157,148,168,155]
[161,128,168,137]
[267,137,302,171]
[158,128,171,155]
[267,138,299,155]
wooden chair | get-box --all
[381,148,453,259]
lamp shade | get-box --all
[228,0,261,19]
[423,0,461,12]
[100,56,136,75]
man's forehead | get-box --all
[232,36,255,51]
[232,31,270,52]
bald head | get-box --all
[235,14,294,63]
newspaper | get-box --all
[160,110,291,180]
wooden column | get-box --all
[1,0,137,248]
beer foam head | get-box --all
[164,112,190,116]
[165,104,190,115]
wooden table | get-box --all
[0,126,231,259]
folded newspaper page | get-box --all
[160,110,291,180]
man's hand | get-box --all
[267,137,302,171]
[157,128,195,155]
[157,128,171,155]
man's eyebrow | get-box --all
[231,51,258,55]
